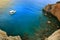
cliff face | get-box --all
[45,29,60,40]
[0,30,22,40]
[43,2,60,21]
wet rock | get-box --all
[44,13,47,16]
[0,30,22,40]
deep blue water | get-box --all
[0,0,59,37]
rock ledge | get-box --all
[0,30,22,40]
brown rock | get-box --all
[45,29,60,40]
[43,1,60,21]
[0,30,22,40]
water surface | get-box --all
[0,0,60,39]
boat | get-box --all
[9,10,16,15]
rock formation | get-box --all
[0,30,22,40]
[45,29,60,40]
[43,1,60,21]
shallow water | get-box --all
[0,0,60,40]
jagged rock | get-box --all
[0,30,22,40]
[45,29,60,40]
[43,1,60,21]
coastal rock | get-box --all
[0,30,7,37]
[43,1,60,21]
[0,30,22,40]
[45,29,60,40]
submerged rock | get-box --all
[0,30,22,40]
[47,21,51,24]
[45,29,60,40]
[43,1,60,21]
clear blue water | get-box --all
[0,0,59,37]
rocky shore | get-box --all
[0,30,22,40]
[45,29,60,40]
[43,1,60,40]
[43,1,60,21]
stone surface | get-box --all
[45,29,60,40]
[0,30,22,40]
[43,1,60,21]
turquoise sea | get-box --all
[0,0,60,40]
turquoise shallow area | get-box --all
[0,0,60,39]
